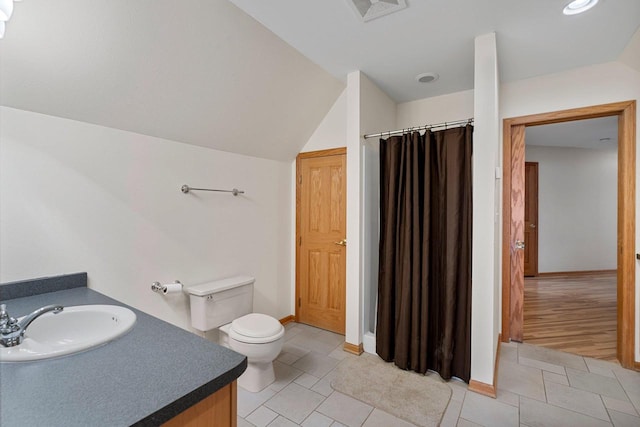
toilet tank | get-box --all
[187,276,254,331]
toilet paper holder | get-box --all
[151,280,182,294]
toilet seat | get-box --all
[230,313,284,344]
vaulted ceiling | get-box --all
[0,0,343,160]
[1,0,638,160]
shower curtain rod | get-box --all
[363,118,473,140]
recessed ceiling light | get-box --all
[0,0,14,21]
[416,72,439,83]
[563,0,599,15]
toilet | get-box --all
[186,276,285,392]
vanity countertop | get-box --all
[0,286,247,426]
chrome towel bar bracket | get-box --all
[181,185,244,196]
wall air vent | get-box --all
[347,0,407,22]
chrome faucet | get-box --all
[0,303,64,347]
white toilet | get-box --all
[187,276,285,392]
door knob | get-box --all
[334,239,347,246]
[529,223,536,228]
[515,240,525,250]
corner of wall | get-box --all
[619,27,640,74]
[471,32,501,386]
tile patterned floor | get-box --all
[237,323,640,426]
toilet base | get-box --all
[238,361,276,392]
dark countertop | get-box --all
[0,286,247,426]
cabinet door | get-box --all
[162,381,237,427]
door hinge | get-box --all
[298,175,302,185]
[299,236,302,246]
[298,297,301,307]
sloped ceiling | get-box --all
[0,0,344,160]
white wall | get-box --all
[397,90,474,127]
[0,107,292,336]
[619,27,640,74]
[525,145,617,273]
[301,90,347,152]
[501,60,640,361]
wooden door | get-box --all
[296,149,346,334]
[509,124,526,342]
[524,162,539,277]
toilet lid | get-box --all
[231,313,283,339]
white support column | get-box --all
[471,32,501,386]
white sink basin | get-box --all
[0,305,136,362]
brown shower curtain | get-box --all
[376,125,472,382]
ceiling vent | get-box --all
[347,0,407,22]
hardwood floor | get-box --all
[523,271,618,362]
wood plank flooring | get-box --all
[523,272,617,362]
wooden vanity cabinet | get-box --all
[162,381,237,427]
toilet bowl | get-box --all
[186,276,285,392]
[219,313,285,392]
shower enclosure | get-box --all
[361,140,380,354]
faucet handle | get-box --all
[0,304,18,329]
[0,304,8,325]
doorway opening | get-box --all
[522,117,618,361]
[501,101,636,369]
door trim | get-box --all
[295,147,347,327]
[501,100,636,368]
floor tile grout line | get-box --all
[531,391,616,424]
[356,404,376,427]
[517,383,521,425]
[611,366,636,405]
[297,400,330,427]
[601,394,616,425]
[518,394,523,426]
[541,367,549,404]
[459,382,469,423]
[512,342,626,425]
